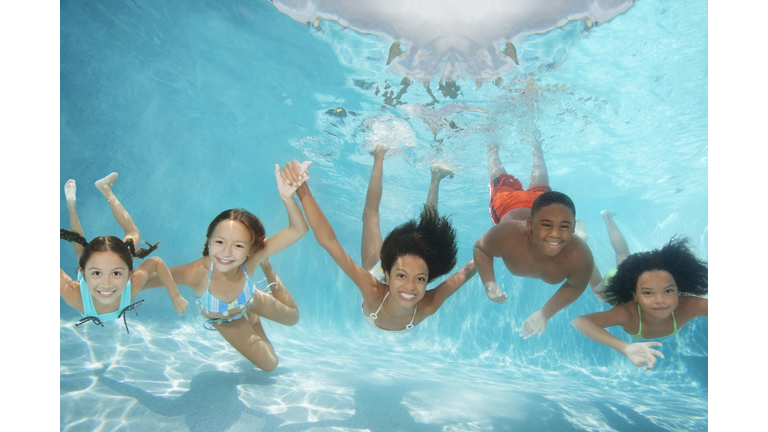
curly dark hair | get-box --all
[379,205,458,283]
[531,191,576,219]
[202,208,266,257]
[60,229,159,271]
[604,236,708,307]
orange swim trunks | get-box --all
[489,174,551,224]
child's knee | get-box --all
[256,356,278,372]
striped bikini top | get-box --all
[196,263,254,316]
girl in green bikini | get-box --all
[572,236,708,370]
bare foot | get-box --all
[95,172,118,195]
[574,219,588,241]
[600,210,617,221]
[430,163,455,180]
[64,179,77,206]
[370,143,390,158]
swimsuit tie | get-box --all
[117,299,145,334]
[76,316,104,328]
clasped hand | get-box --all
[275,160,311,197]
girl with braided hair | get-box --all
[572,236,708,370]
[60,173,188,333]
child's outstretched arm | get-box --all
[473,226,510,304]
[60,269,84,314]
[282,161,379,299]
[252,163,311,263]
[521,252,593,339]
[130,256,188,315]
[249,258,299,326]
[571,308,664,370]
[675,296,708,323]
[420,259,477,317]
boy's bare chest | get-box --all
[501,254,568,285]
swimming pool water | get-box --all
[60,0,708,430]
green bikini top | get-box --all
[626,304,679,340]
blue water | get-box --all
[60,0,708,430]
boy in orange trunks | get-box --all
[474,143,594,339]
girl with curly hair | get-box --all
[280,144,476,333]
[572,235,708,370]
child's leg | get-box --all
[95,173,141,248]
[65,180,86,260]
[487,143,507,183]
[361,144,388,271]
[248,259,299,326]
[425,163,455,212]
[528,139,549,188]
[574,219,588,241]
[588,265,607,302]
[601,210,630,266]
[215,317,279,372]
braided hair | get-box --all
[60,229,159,271]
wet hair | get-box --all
[379,205,457,283]
[60,229,159,271]
[604,236,708,307]
[530,191,576,220]
[202,208,266,257]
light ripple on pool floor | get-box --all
[61,321,706,431]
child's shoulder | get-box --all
[168,257,211,286]
[568,236,594,264]
[674,295,708,321]
[61,279,85,313]
[607,301,639,330]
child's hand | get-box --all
[484,281,507,304]
[281,160,311,186]
[173,295,189,315]
[520,310,547,339]
[275,161,311,198]
[622,342,664,370]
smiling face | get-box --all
[207,220,253,273]
[527,203,575,256]
[385,255,429,306]
[82,251,132,306]
[633,270,679,319]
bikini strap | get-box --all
[406,305,417,330]
[369,291,416,330]
[241,264,253,294]
[369,291,389,320]
[672,310,678,333]
[205,262,214,292]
